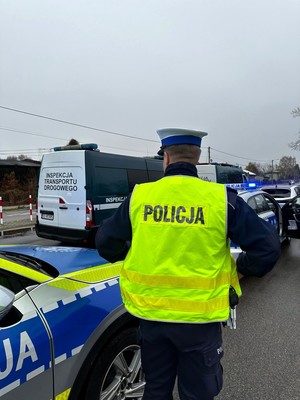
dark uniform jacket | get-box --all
[96,162,281,277]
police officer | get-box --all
[95,128,281,400]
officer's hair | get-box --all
[165,144,201,165]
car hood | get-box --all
[0,245,110,276]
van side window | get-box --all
[127,169,148,192]
[148,170,164,182]
[95,167,129,195]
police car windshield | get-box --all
[0,251,58,278]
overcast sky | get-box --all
[0,0,300,168]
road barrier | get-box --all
[0,197,3,225]
[0,195,36,237]
[0,195,35,225]
[0,222,35,237]
[29,194,33,222]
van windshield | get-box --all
[215,165,244,184]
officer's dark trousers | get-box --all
[139,319,223,400]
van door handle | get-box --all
[59,206,68,210]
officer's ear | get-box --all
[163,151,170,170]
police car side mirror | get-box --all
[0,286,15,321]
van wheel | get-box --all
[85,327,145,400]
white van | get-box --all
[36,143,163,245]
[196,163,245,187]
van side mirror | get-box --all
[0,286,15,321]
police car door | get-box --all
[0,285,53,399]
[281,195,300,238]
[247,193,279,231]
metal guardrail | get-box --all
[0,219,35,237]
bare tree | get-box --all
[289,107,300,150]
[245,162,262,175]
[18,154,30,160]
[291,107,300,118]
[277,156,300,180]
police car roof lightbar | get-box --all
[226,182,259,190]
[53,143,98,152]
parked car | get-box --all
[0,245,144,400]
[231,188,300,258]
[238,189,286,240]
[261,183,300,205]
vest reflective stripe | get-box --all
[121,288,228,314]
[122,269,231,290]
[122,176,241,323]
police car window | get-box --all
[247,194,270,214]
[247,197,257,212]
[263,196,277,212]
[254,194,270,213]
[95,167,129,195]
[294,186,300,195]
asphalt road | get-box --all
[175,239,300,400]
[1,231,300,399]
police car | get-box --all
[0,246,144,400]
[230,187,300,257]
[261,183,300,205]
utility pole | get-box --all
[271,160,274,182]
[208,146,211,164]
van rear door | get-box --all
[38,151,86,230]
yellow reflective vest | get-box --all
[120,175,241,323]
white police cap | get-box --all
[157,127,208,155]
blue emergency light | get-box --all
[53,143,98,152]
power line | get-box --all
[210,146,280,164]
[0,105,159,144]
[0,126,66,142]
[0,126,157,156]
[0,105,284,164]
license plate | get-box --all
[41,212,54,221]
